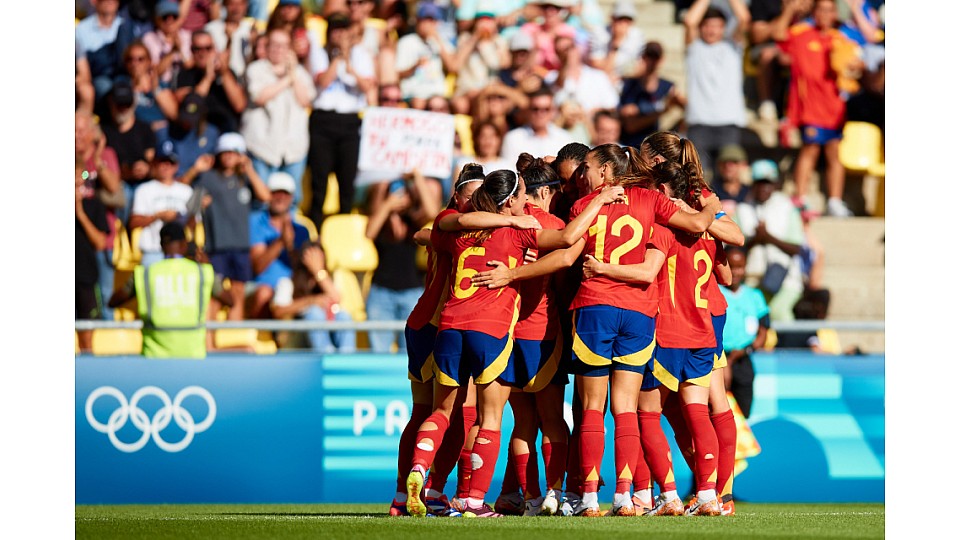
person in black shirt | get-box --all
[174,29,248,133]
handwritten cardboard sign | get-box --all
[356,107,455,185]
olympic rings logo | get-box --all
[85,386,216,453]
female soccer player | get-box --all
[404,169,625,518]
[391,164,539,516]
[496,154,571,517]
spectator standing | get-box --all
[77,110,124,322]
[101,79,158,224]
[174,30,249,134]
[618,41,684,148]
[181,0,222,32]
[346,0,396,88]
[747,0,810,123]
[128,146,195,268]
[775,0,859,217]
[188,132,272,320]
[497,31,543,90]
[241,28,317,205]
[76,162,110,352]
[142,0,194,86]
[205,0,259,78]
[587,0,645,83]
[75,0,125,113]
[109,221,233,359]
[520,1,577,73]
[734,159,806,322]
[394,2,461,109]
[306,11,376,225]
[501,88,573,167]
[451,10,509,114]
[718,245,769,419]
[364,170,442,353]
[119,40,180,144]
[683,0,750,180]
[265,0,321,69]
[548,34,620,120]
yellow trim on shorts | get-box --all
[476,337,514,385]
[573,331,611,367]
[408,352,436,382]
[476,295,522,385]
[524,335,562,393]
[687,371,712,388]
[713,349,727,370]
[653,359,679,392]
[612,332,657,366]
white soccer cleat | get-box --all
[540,489,560,516]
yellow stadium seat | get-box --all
[320,214,379,299]
[188,221,205,251]
[294,212,319,242]
[839,121,883,174]
[213,329,278,354]
[455,114,474,157]
[113,219,139,272]
[332,267,367,322]
[128,226,144,265]
[838,121,885,217]
[91,329,143,356]
[815,328,843,355]
[763,329,778,351]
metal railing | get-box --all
[75,319,885,333]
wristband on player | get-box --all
[715,211,727,219]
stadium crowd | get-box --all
[75,0,883,352]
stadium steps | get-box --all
[807,217,885,353]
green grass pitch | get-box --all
[76,503,884,539]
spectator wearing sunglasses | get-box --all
[500,87,573,167]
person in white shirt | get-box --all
[128,146,195,268]
[733,159,806,322]
[501,88,574,167]
[306,11,377,226]
[548,34,620,120]
[394,3,461,109]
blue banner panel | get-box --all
[76,351,884,504]
[76,354,328,504]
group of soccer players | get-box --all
[389,131,745,518]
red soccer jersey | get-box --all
[569,185,679,316]
[436,225,539,337]
[778,22,847,129]
[406,209,457,330]
[655,229,724,348]
[514,203,566,340]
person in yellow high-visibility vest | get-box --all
[110,222,233,358]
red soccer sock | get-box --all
[632,412,652,493]
[455,407,478,499]
[524,451,541,499]
[396,403,431,493]
[468,429,502,500]
[638,411,676,493]
[541,441,568,492]
[513,451,531,498]
[712,409,737,499]
[499,446,520,494]
[682,403,719,493]
[579,409,605,493]
[614,412,640,494]
[426,407,466,493]
[663,396,696,475]
[410,412,451,472]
